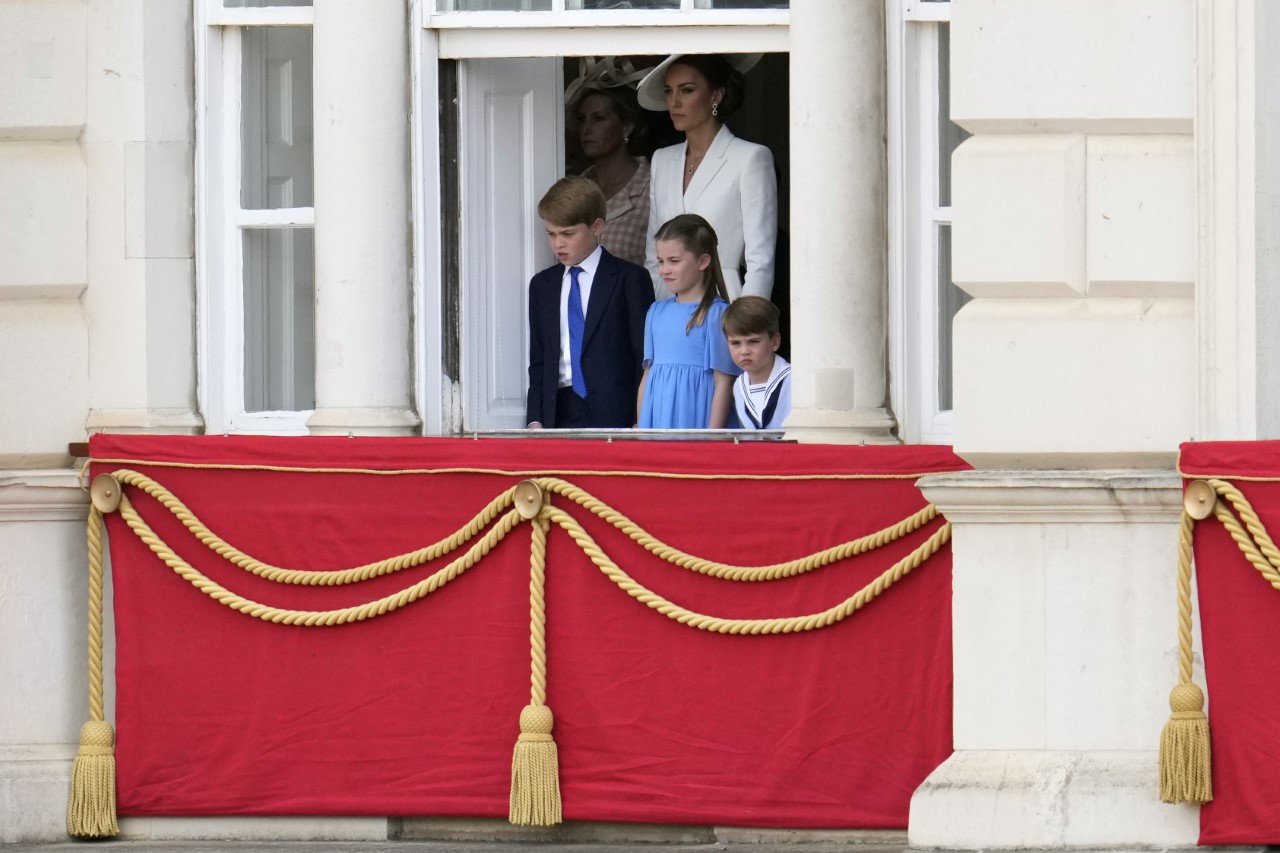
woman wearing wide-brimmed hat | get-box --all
[637,53,778,302]
[565,58,652,267]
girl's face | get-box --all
[577,93,630,161]
[663,63,724,134]
[655,238,710,300]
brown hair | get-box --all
[722,296,780,338]
[537,175,606,227]
[669,55,747,117]
[653,213,729,334]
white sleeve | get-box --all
[646,151,666,300]
[738,143,778,300]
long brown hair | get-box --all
[653,214,729,334]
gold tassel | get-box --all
[66,720,119,838]
[1159,682,1212,804]
[509,704,562,826]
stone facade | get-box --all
[1,0,1273,846]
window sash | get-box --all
[197,6,317,434]
[888,1,962,445]
[426,5,787,27]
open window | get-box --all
[426,5,790,431]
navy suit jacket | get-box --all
[526,248,654,428]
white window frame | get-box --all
[412,4,789,433]
[195,1,316,435]
[424,3,788,57]
[888,0,958,444]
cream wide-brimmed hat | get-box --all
[635,53,763,112]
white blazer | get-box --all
[646,125,778,302]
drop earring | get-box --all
[712,101,719,117]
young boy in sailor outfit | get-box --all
[722,296,791,432]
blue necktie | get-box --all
[568,266,587,397]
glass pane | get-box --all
[439,1,553,10]
[225,0,312,6]
[242,28,314,209]
[243,228,315,412]
[937,23,970,207]
[706,1,788,7]
[570,0,679,7]
[937,224,970,412]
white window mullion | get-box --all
[224,25,247,433]
[235,208,316,228]
[208,6,314,27]
[917,22,943,438]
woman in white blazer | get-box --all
[637,54,778,302]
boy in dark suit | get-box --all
[527,176,654,429]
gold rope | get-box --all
[112,469,517,586]
[90,455,940,482]
[509,515,561,826]
[1159,510,1212,804]
[540,477,936,582]
[105,473,949,633]
[543,505,950,634]
[116,493,524,625]
[67,506,119,838]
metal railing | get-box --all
[465,428,789,442]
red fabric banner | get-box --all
[1180,441,1280,844]
[91,435,966,829]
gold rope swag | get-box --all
[71,468,951,836]
[1161,476,1280,805]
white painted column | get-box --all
[784,0,895,444]
[307,0,418,436]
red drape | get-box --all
[1181,441,1280,845]
[91,435,965,829]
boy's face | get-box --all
[545,219,604,267]
[726,330,781,376]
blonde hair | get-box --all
[653,214,729,334]
[537,175,606,227]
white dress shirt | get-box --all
[558,244,603,389]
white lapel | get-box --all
[683,125,734,209]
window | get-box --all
[422,6,789,431]
[196,1,316,434]
[890,0,969,444]
[435,0,785,11]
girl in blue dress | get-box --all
[637,214,739,429]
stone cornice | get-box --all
[917,468,1182,524]
[0,469,88,522]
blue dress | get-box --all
[639,298,740,429]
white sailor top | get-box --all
[732,355,791,430]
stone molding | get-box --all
[909,750,1201,850]
[917,468,1182,524]
[86,407,204,434]
[0,469,86,522]
[783,406,898,445]
[307,406,422,436]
